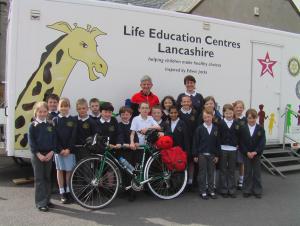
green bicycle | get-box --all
[70,130,187,209]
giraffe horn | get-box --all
[87,24,91,32]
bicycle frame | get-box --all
[95,143,155,188]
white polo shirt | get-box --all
[130,115,158,145]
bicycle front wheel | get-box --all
[144,152,187,200]
[70,156,120,209]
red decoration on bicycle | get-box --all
[155,135,173,150]
[160,146,187,172]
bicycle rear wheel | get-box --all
[70,156,120,209]
[144,153,187,200]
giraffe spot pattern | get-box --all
[20,134,28,147]
[15,134,20,142]
[56,49,64,64]
[32,81,42,96]
[22,102,36,111]
[43,87,54,101]
[43,62,52,84]
[15,116,25,129]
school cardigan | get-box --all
[74,116,98,145]
[176,92,204,116]
[179,108,198,143]
[165,119,190,153]
[53,116,76,153]
[119,121,139,145]
[28,120,57,154]
[239,124,266,156]
[192,124,220,156]
[96,117,122,145]
[218,119,239,147]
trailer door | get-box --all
[251,41,282,144]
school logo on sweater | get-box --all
[109,126,115,132]
[257,131,262,136]
[82,122,90,129]
[67,121,74,127]
[235,125,240,130]
[47,126,53,132]
[190,116,195,121]
[214,130,218,136]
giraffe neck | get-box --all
[14,46,77,149]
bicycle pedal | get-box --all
[125,185,132,191]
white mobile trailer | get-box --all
[5,0,300,158]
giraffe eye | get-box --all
[80,41,88,48]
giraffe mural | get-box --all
[14,21,108,149]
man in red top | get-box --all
[131,75,159,116]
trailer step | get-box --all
[263,149,291,154]
[271,164,300,172]
[264,156,300,163]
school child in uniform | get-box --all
[74,98,98,159]
[96,102,122,149]
[198,96,222,126]
[179,95,198,188]
[233,100,247,190]
[218,104,239,198]
[46,93,60,192]
[118,106,139,201]
[53,98,76,204]
[89,98,101,121]
[160,96,176,122]
[165,106,189,153]
[239,109,266,198]
[176,75,204,117]
[46,94,60,120]
[130,102,160,148]
[193,110,220,200]
[152,105,169,133]
[29,102,57,212]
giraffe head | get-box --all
[47,21,108,81]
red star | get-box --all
[257,52,277,77]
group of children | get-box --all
[29,75,266,212]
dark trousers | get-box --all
[219,150,236,194]
[243,155,262,195]
[198,154,215,194]
[31,154,52,208]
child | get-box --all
[118,106,139,201]
[198,96,222,126]
[233,100,247,190]
[130,102,160,148]
[218,104,239,198]
[160,96,176,121]
[165,106,189,152]
[193,110,220,200]
[74,98,98,159]
[89,98,101,121]
[96,102,121,149]
[46,94,60,120]
[53,98,76,204]
[176,75,204,117]
[179,95,198,187]
[29,102,57,212]
[239,109,266,198]
[152,105,169,133]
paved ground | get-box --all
[0,156,300,226]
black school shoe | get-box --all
[200,193,209,200]
[60,193,68,204]
[221,193,229,198]
[237,181,243,190]
[209,192,217,199]
[38,206,49,212]
[128,190,137,202]
[229,193,237,198]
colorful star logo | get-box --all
[257,52,277,77]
